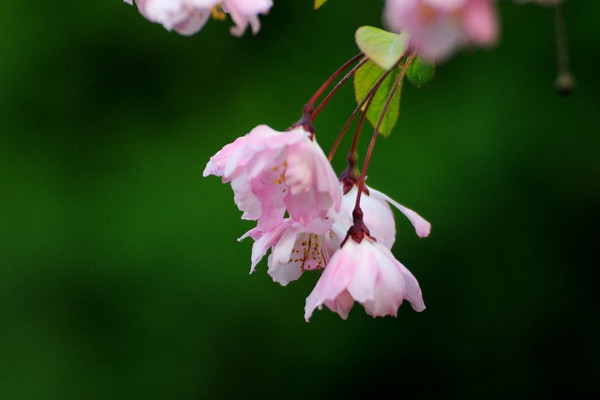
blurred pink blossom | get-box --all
[125,0,272,36]
[224,0,273,36]
[384,0,498,61]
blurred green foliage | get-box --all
[1,1,599,399]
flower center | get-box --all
[271,160,288,186]
[290,233,328,271]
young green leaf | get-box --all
[355,26,409,71]
[406,57,436,88]
[314,0,328,10]
[354,60,403,137]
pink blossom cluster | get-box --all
[384,0,499,61]
[124,0,272,36]
[204,124,431,321]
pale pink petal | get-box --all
[423,0,465,9]
[364,244,407,317]
[270,228,298,266]
[341,185,396,249]
[230,174,261,220]
[244,223,286,272]
[173,10,210,36]
[267,254,303,286]
[304,244,359,321]
[368,187,431,238]
[329,220,348,247]
[188,0,221,6]
[312,143,342,212]
[224,0,272,15]
[137,0,207,34]
[285,189,332,226]
[323,290,354,320]
[463,0,498,45]
[256,204,285,231]
[415,18,465,61]
[281,131,341,225]
[396,260,426,312]
[224,0,272,36]
[284,150,312,195]
[203,135,249,179]
[346,241,378,303]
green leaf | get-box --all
[314,0,328,9]
[406,57,436,88]
[355,26,409,71]
[353,60,403,137]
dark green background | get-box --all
[2,1,599,398]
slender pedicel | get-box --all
[350,54,415,242]
[291,53,364,136]
[312,57,369,121]
[327,60,400,161]
[308,53,364,108]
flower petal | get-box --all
[368,187,431,238]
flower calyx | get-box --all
[289,104,315,137]
[344,207,373,245]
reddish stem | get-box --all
[307,53,363,108]
[353,54,415,217]
[312,57,369,121]
[339,109,368,194]
[327,63,397,161]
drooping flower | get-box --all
[224,0,273,36]
[125,0,215,36]
[203,125,342,229]
[334,185,431,249]
[125,0,272,37]
[383,0,498,61]
[240,217,339,286]
[304,236,426,321]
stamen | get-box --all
[210,4,227,21]
[289,234,328,271]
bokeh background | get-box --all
[2,1,599,398]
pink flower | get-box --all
[333,185,432,249]
[125,0,272,37]
[304,236,426,321]
[240,217,339,286]
[224,0,273,37]
[384,0,498,61]
[128,0,215,36]
[203,125,342,229]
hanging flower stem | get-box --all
[312,57,369,121]
[327,63,398,161]
[339,107,369,194]
[349,54,415,242]
[307,53,364,108]
[292,53,363,135]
